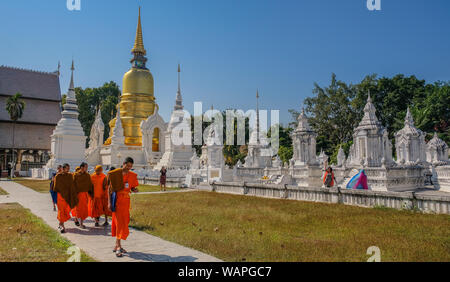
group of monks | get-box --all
[52,157,139,257]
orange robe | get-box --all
[57,193,72,223]
[72,172,93,221]
[111,171,138,240]
[89,173,106,218]
[54,172,77,223]
[103,191,112,217]
[72,192,89,220]
[323,171,335,187]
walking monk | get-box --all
[89,165,109,227]
[53,163,78,233]
[108,157,139,257]
[72,162,93,229]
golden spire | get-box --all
[131,7,146,55]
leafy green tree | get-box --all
[62,82,121,146]
[6,93,25,170]
[191,110,251,167]
[269,125,293,164]
[291,73,357,157]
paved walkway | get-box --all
[0,180,221,262]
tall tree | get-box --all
[291,73,357,157]
[354,74,427,139]
[6,93,26,172]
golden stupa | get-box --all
[105,7,157,146]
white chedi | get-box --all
[46,60,86,169]
[155,65,193,169]
[85,108,104,165]
[244,91,273,168]
[347,92,393,167]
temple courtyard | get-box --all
[0,179,448,262]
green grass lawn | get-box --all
[13,178,50,193]
[130,191,450,262]
[137,184,180,193]
[0,203,95,262]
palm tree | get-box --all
[6,93,25,176]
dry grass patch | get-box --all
[0,203,95,262]
[0,186,7,195]
[13,178,51,193]
[130,191,450,262]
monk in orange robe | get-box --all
[89,165,108,227]
[108,157,139,257]
[72,162,93,229]
[54,163,78,233]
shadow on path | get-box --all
[126,251,198,262]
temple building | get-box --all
[0,65,61,175]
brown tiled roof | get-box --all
[0,66,61,101]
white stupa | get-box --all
[155,64,193,169]
[46,60,86,170]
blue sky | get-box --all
[0,0,449,125]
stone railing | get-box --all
[209,182,450,214]
[138,176,184,188]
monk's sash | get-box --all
[54,172,78,209]
[73,171,94,194]
[108,168,124,193]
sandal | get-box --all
[115,249,123,257]
[74,220,80,227]
[103,221,109,226]
[58,225,66,233]
[95,222,100,227]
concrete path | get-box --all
[0,180,222,262]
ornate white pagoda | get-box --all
[347,92,393,167]
[395,107,426,165]
[427,133,449,165]
[290,108,318,167]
